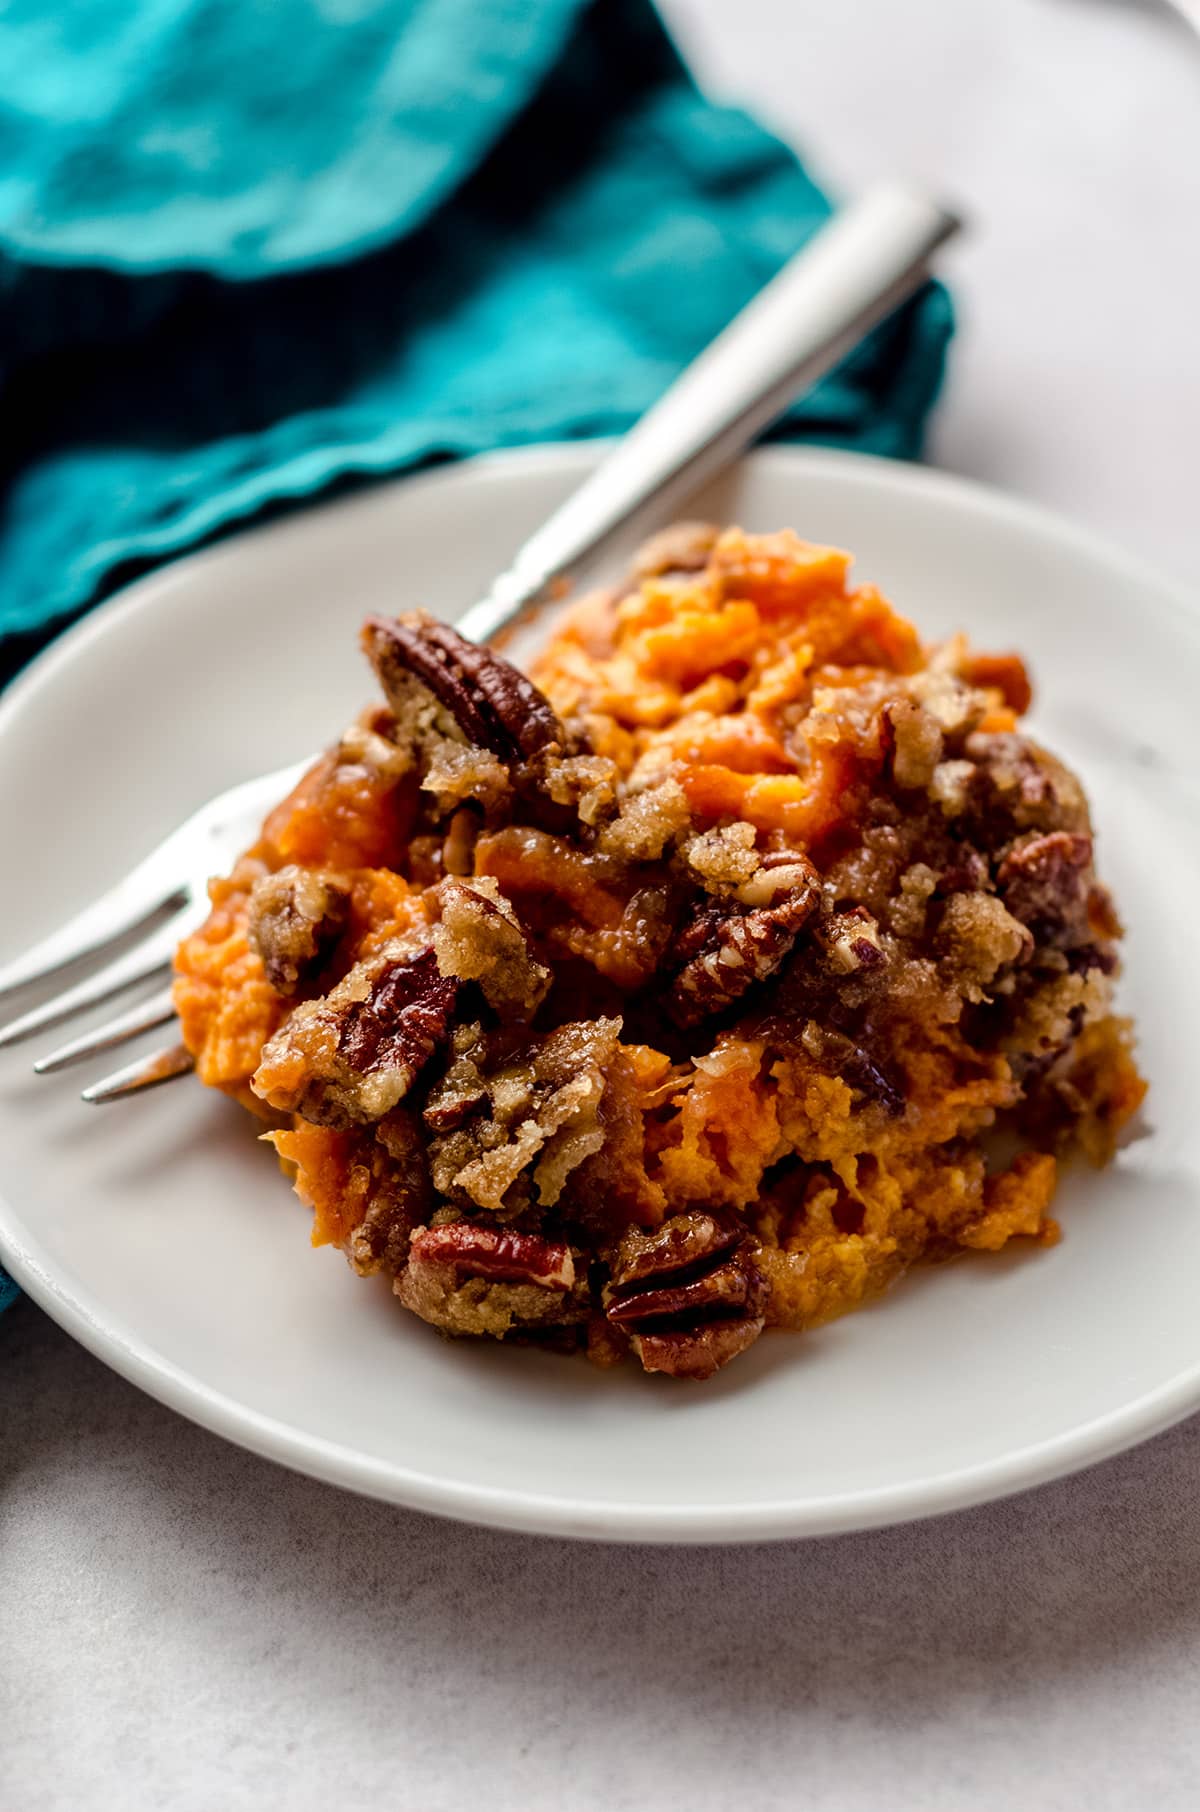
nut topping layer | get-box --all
[175,523,1144,1383]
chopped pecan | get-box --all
[669,899,732,973]
[338,948,456,1076]
[538,752,621,827]
[816,907,886,975]
[734,851,816,907]
[605,1251,754,1325]
[396,1223,588,1338]
[363,612,564,764]
[247,866,351,995]
[603,1212,767,1380]
[252,941,458,1125]
[630,1321,763,1378]
[344,1110,432,1276]
[423,1018,621,1213]
[666,858,819,1026]
[964,733,1090,837]
[432,875,550,1019]
[608,1210,742,1284]
[997,830,1094,946]
[799,1021,906,1116]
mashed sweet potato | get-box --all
[174,523,1144,1379]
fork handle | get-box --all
[456,185,960,646]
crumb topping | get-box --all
[175,524,1145,1379]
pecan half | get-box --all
[396,1223,588,1339]
[338,948,456,1076]
[602,1211,767,1380]
[247,866,351,995]
[666,859,819,1027]
[363,612,564,764]
[407,1223,575,1288]
[997,830,1094,946]
[253,941,458,1125]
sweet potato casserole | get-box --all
[174,524,1144,1380]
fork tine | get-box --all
[81,1040,195,1105]
[0,757,312,1006]
[0,757,312,1007]
[0,910,191,1050]
[0,872,189,1004]
[32,984,179,1074]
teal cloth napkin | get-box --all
[0,0,952,1310]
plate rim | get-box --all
[1,440,1197,1544]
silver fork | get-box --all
[0,187,958,1102]
[0,760,311,1098]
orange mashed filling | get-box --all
[175,525,1144,1344]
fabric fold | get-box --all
[0,0,952,662]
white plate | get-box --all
[1,445,1197,1543]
